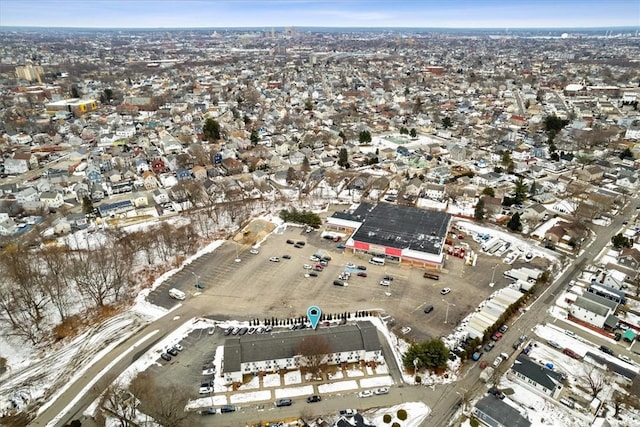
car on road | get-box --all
[483,342,495,352]
[358,390,373,398]
[200,408,216,415]
[160,353,171,361]
[339,409,357,417]
[513,335,527,350]
[374,387,389,395]
[491,332,503,341]
[306,395,321,403]
[307,271,318,277]
[275,398,293,407]
[303,264,312,269]
[220,405,236,413]
[269,256,280,262]
[383,275,394,281]
[440,287,451,295]
[614,332,622,341]
[296,241,306,246]
[357,272,367,277]
[336,244,346,249]
[167,347,179,356]
[379,280,391,286]
[356,265,367,270]
[600,345,614,355]
[282,254,291,259]
[423,305,434,314]
[333,279,347,287]
[346,263,356,269]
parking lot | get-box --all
[149,223,526,343]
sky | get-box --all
[0,0,638,29]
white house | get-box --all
[3,158,29,175]
[222,321,382,384]
[509,354,564,399]
[39,191,65,209]
[569,293,618,329]
[15,187,40,203]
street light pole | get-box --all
[442,299,455,324]
[489,264,498,288]
[191,271,200,288]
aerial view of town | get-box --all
[0,1,639,426]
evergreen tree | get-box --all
[442,116,453,129]
[338,148,349,168]
[410,128,417,138]
[203,118,221,141]
[507,213,523,231]
[250,129,259,144]
[474,198,485,221]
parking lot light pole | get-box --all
[191,271,200,288]
[442,299,455,324]
[489,264,498,288]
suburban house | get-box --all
[39,191,65,209]
[569,292,619,330]
[473,395,531,427]
[15,187,40,203]
[222,322,382,384]
[3,157,30,175]
[617,248,640,270]
[509,354,564,399]
[220,157,244,176]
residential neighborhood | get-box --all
[1,18,640,427]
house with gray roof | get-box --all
[222,321,382,384]
[473,395,531,427]
[509,354,564,399]
[570,292,617,329]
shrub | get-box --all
[415,375,422,384]
[383,414,392,423]
[397,409,408,420]
[392,423,401,427]
[470,418,480,427]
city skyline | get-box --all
[0,0,638,29]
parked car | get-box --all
[423,305,434,314]
[310,255,321,262]
[286,239,294,244]
[547,340,562,349]
[160,353,171,361]
[379,280,391,286]
[202,368,215,376]
[618,354,633,364]
[423,272,440,280]
[200,408,216,415]
[440,287,451,295]
[167,347,179,356]
[472,351,483,361]
[383,275,394,281]
[238,327,248,335]
[333,279,347,287]
[339,409,357,417]
[488,387,505,400]
[306,395,321,403]
[275,398,293,407]
[208,327,215,335]
[199,385,213,394]
[173,343,183,351]
[563,348,582,359]
[269,256,280,262]
[346,263,356,269]
[599,345,614,355]
[374,387,389,395]
[336,244,346,249]
[224,327,233,336]
[296,241,306,246]
[249,248,259,254]
[358,390,373,398]
[356,265,367,270]
[308,271,318,277]
[498,324,509,334]
[220,405,236,413]
[303,264,312,269]
[491,332,503,341]
[513,335,527,350]
[614,332,622,341]
[357,272,367,277]
[484,342,495,352]
[282,254,291,259]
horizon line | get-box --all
[1,25,638,31]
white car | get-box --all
[345,263,356,269]
[618,354,633,364]
[379,280,391,287]
[269,256,280,262]
[249,248,259,255]
[173,343,184,351]
[373,387,389,395]
[310,256,320,262]
[440,287,451,295]
[202,368,216,376]
[303,264,312,269]
[358,390,373,398]
[199,386,214,394]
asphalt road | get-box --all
[30,196,638,427]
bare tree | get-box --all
[295,335,332,377]
[583,366,606,398]
[130,372,191,427]
[100,383,138,427]
[40,245,73,321]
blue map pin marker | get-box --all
[307,305,322,330]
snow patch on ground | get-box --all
[317,380,358,393]
[360,376,394,388]
[274,385,314,398]
[368,402,430,427]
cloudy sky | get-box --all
[0,0,637,28]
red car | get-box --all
[563,348,582,360]
[491,332,503,341]
[315,264,324,270]
[357,272,367,277]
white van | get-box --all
[169,288,186,300]
[369,256,385,266]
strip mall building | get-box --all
[326,202,452,270]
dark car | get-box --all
[484,342,495,352]
[423,305,434,314]
[357,272,367,277]
[333,279,346,287]
[275,398,292,407]
[488,387,505,400]
[224,327,234,336]
[286,239,295,244]
[160,353,172,361]
[306,395,321,403]
[356,265,367,270]
[336,244,346,249]
[219,405,236,413]
[296,241,306,246]
[167,347,179,356]
[563,348,582,359]
[308,271,318,277]
[383,275,394,281]
[599,345,614,355]
[200,408,216,415]
[282,254,291,259]
[238,327,248,335]
[614,332,622,341]
[294,243,303,248]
